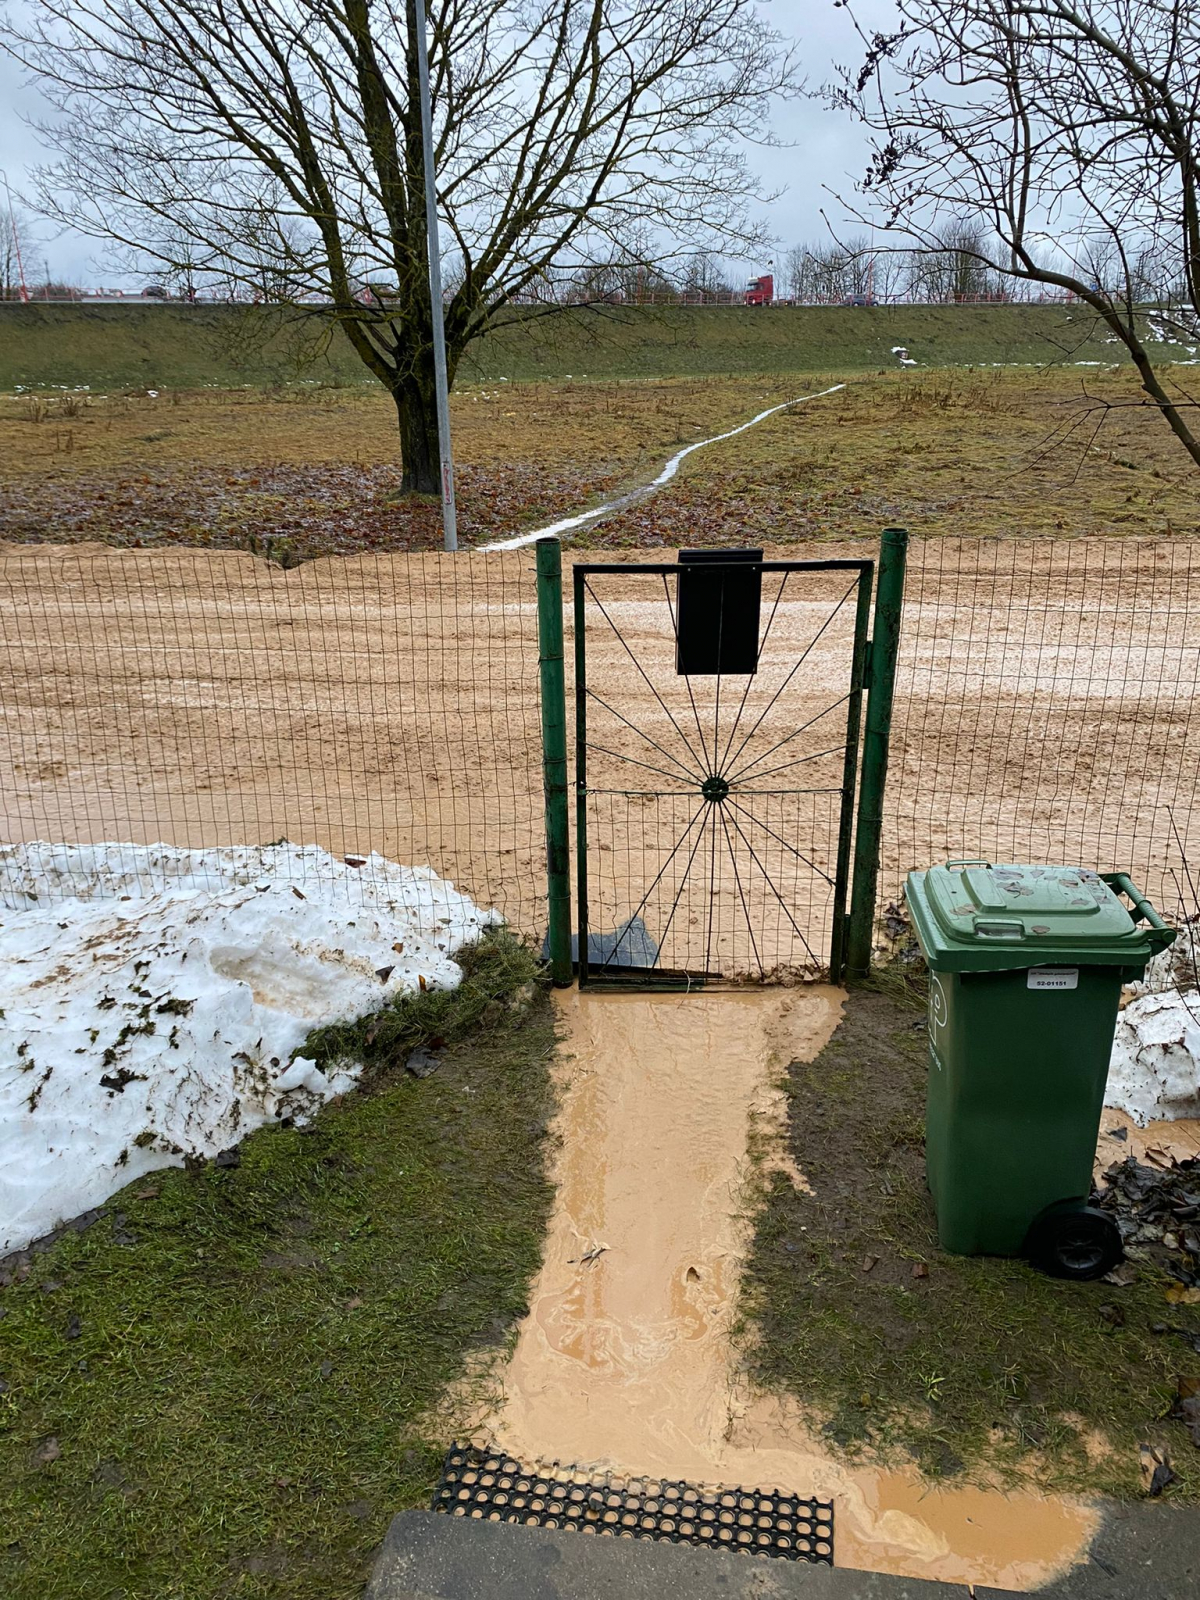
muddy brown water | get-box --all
[487,987,1098,1592]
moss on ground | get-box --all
[0,931,556,1599]
[739,969,1200,1500]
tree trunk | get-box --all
[394,366,440,495]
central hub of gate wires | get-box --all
[701,774,730,803]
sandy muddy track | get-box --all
[487,987,1099,1592]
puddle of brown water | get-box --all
[488,987,1099,1592]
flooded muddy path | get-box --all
[486,987,1099,1591]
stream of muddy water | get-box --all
[486,987,1099,1591]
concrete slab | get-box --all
[364,1511,967,1599]
[365,1503,1200,1600]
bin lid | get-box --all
[905,861,1162,972]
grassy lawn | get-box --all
[739,970,1200,1501]
[582,364,1200,545]
[0,932,556,1600]
[0,365,1197,556]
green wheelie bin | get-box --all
[905,861,1176,1280]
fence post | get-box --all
[845,526,908,979]
[536,537,573,985]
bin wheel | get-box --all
[1024,1207,1123,1282]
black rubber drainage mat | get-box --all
[432,1444,835,1564]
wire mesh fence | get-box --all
[0,534,1195,962]
[885,536,1200,923]
[0,546,546,931]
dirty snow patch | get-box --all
[0,843,498,1254]
[1106,927,1200,1126]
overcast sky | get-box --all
[0,0,893,287]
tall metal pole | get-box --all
[536,539,572,985]
[845,526,908,978]
[413,2,457,552]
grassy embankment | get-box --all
[0,299,1166,391]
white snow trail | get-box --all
[477,383,847,551]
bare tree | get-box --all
[5,0,795,491]
[680,251,732,300]
[903,220,1003,302]
[0,197,32,301]
[835,0,1200,468]
[784,234,877,301]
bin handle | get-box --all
[945,857,993,869]
[1101,872,1177,950]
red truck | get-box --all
[744,273,774,307]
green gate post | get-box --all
[536,537,573,986]
[844,526,908,979]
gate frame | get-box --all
[570,555,878,989]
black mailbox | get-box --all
[675,548,762,675]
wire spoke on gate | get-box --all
[725,796,835,886]
[599,798,709,968]
[585,578,708,775]
[585,687,702,785]
[723,805,822,968]
[718,801,763,978]
[726,697,852,788]
[720,576,859,779]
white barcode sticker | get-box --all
[1027,967,1078,990]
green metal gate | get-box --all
[536,534,907,990]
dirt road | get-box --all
[0,536,1195,969]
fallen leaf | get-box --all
[1166,1283,1200,1306]
[133,1185,160,1200]
[1140,1442,1176,1496]
[911,1262,929,1279]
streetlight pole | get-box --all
[413,2,458,552]
[0,171,30,305]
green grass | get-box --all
[739,969,1200,1499]
[0,301,1174,392]
[0,931,556,1599]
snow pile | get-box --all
[0,843,498,1254]
[1106,922,1200,1126]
